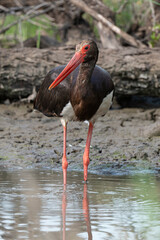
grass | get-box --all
[0,14,59,48]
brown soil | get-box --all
[0,103,160,175]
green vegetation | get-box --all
[150,24,160,47]
[103,0,160,46]
[0,14,58,48]
[103,0,149,29]
[83,13,100,39]
[0,0,159,48]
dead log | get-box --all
[0,46,160,101]
[70,0,145,48]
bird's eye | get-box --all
[81,44,90,53]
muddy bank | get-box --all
[0,103,160,175]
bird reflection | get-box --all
[62,184,92,240]
[83,184,92,240]
[62,185,67,240]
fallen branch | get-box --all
[70,0,146,48]
[0,46,160,101]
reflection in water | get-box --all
[0,169,160,240]
[62,183,92,240]
[62,185,67,240]
[83,184,92,240]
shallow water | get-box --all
[0,169,160,240]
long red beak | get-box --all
[48,52,84,90]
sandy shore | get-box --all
[0,103,160,175]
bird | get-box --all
[34,39,114,185]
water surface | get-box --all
[0,169,160,240]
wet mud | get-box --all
[0,103,160,175]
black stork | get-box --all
[34,39,114,185]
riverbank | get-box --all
[0,103,160,175]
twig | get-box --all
[70,0,146,48]
[0,5,54,34]
[36,16,61,27]
[27,18,52,29]
[0,6,34,14]
[26,2,51,15]
[42,14,57,22]
[20,86,36,103]
[0,5,8,12]
[14,0,23,8]
[18,19,24,48]
[116,0,128,14]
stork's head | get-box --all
[48,40,98,90]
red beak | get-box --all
[48,52,84,90]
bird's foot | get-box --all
[83,165,89,182]
[63,169,67,185]
[62,156,68,185]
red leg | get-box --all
[61,120,68,185]
[83,122,93,182]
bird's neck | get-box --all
[77,59,96,86]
